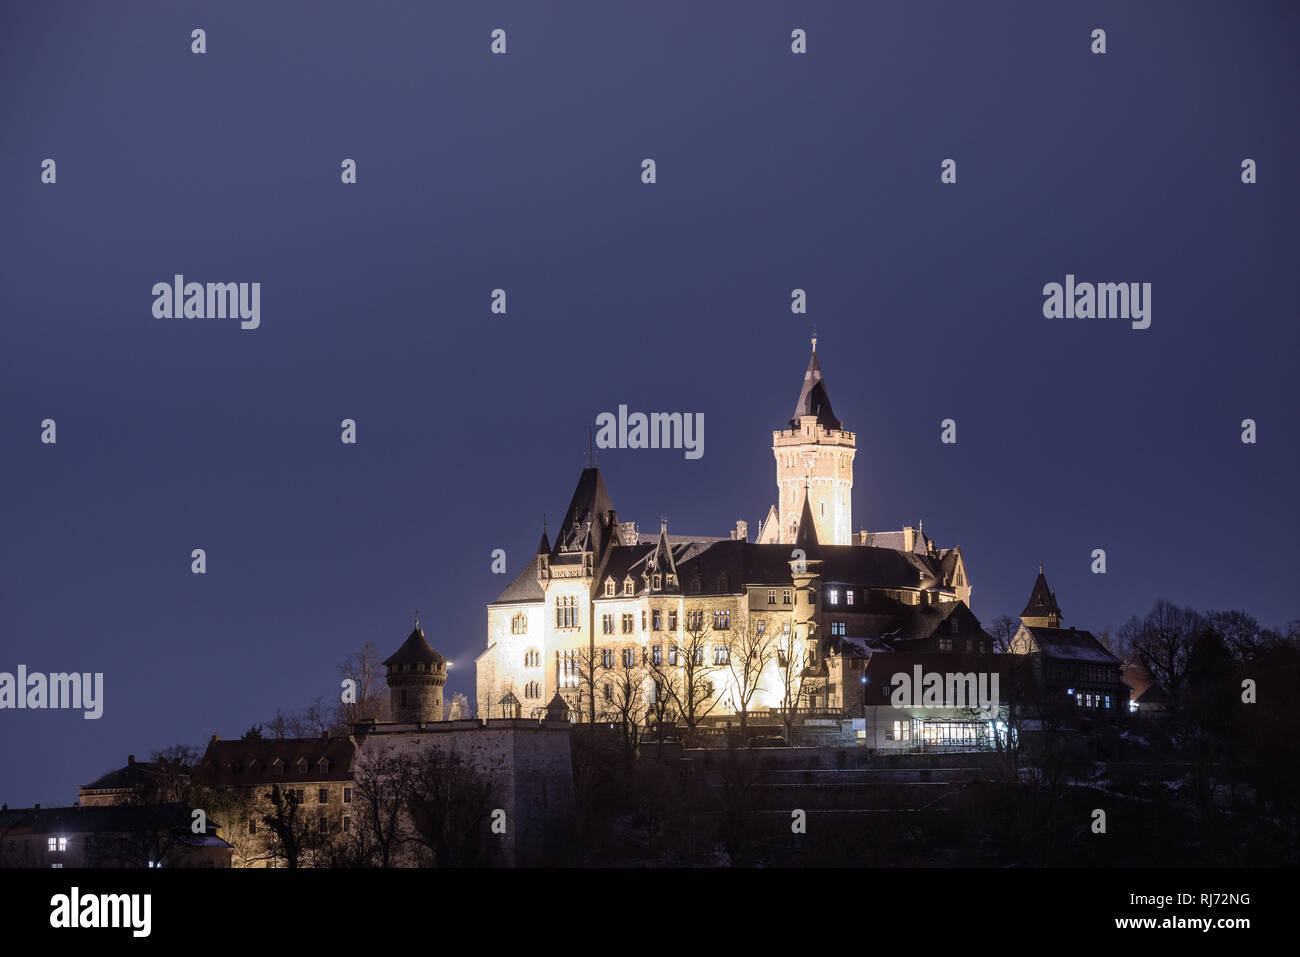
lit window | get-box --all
[827,588,839,606]
[846,590,854,606]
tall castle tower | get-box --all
[772,337,856,545]
[383,621,447,723]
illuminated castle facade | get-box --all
[476,339,979,725]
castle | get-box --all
[476,338,983,728]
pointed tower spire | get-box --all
[794,489,820,549]
[1020,566,1063,628]
[790,336,841,430]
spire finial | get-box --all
[414,610,420,630]
[660,514,667,533]
[543,513,547,534]
[811,330,818,353]
[1039,562,1044,574]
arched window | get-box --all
[512,612,528,635]
[605,579,616,597]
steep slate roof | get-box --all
[1019,626,1119,665]
[790,345,842,430]
[555,468,616,552]
[0,803,228,840]
[81,758,173,792]
[1021,568,1062,619]
[192,737,356,788]
[383,626,446,666]
[491,554,545,605]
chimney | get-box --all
[128,755,135,766]
[34,803,40,810]
[858,530,869,545]
[733,519,748,542]
[210,734,221,744]
[902,526,915,552]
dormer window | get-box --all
[666,574,676,587]
[624,577,634,596]
[718,573,730,592]
[691,577,702,594]
[297,758,308,774]
[605,579,615,597]
[273,759,284,774]
[319,758,331,773]
[653,573,662,590]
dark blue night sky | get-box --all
[2,1,1296,806]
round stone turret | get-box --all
[383,622,448,723]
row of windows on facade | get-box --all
[243,786,353,832]
[1074,691,1113,710]
[549,638,815,688]
[599,677,712,703]
[779,453,851,468]
[881,721,992,746]
[577,583,931,613]
[247,814,354,837]
[1049,662,1121,684]
[227,757,334,775]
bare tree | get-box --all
[1118,600,1204,710]
[260,783,319,869]
[446,691,470,721]
[987,615,1020,654]
[773,620,813,745]
[351,749,419,868]
[571,647,605,726]
[647,616,719,745]
[336,643,389,729]
[724,617,776,743]
[606,654,651,763]
[406,748,495,866]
